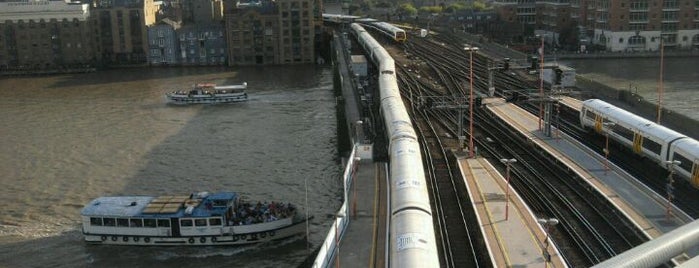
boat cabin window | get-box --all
[130,219,143,227]
[212,200,228,207]
[209,218,222,226]
[157,219,170,228]
[103,218,116,226]
[180,219,193,227]
[144,219,157,228]
[117,218,129,227]
[195,219,207,227]
[90,217,103,226]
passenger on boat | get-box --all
[229,200,296,225]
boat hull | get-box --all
[83,218,308,246]
[166,93,247,105]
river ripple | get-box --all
[0,66,341,267]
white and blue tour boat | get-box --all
[166,82,248,104]
[80,191,309,246]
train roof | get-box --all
[371,21,403,31]
[80,192,237,218]
[322,13,360,20]
[355,18,378,23]
[672,137,699,156]
[583,99,686,141]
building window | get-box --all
[630,0,649,10]
[628,35,646,45]
[662,0,678,8]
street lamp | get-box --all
[464,45,479,158]
[538,34,545,129]
[664,160,681,220]
[537,217,559,263]
[602,122,616,174]
[500,158,517,221]
[657,36,665,124]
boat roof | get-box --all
[80,192,237,218]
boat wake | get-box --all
[152,234,306,260]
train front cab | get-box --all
[393,29,407,42]
[670,138,699,187]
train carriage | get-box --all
[581,99,699,188]
[370,21,407,42]
[669,138,699,187]
[580,99,686,164]
[350,22,439,268]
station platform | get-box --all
[458,157,567,268]
[329,30,388,268]
[337,160,387,268]
[482,98,692,241]
[557,96,582,111]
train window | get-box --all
[672,153,692,172]
[157,219,170,228]
[90,217,103,226]
[144,219,157,228]
[180,219,193,227]
[195,219,208,226]
[209,218,222,226]
[130,218,143,227]
[615,126,635,142]
[381,70,394,75]
[585,111,597,120]
[642,138,662,156]
[103,218,116,226]
[117,218,129,227]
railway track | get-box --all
[383,31,650,266]
[416,29,699,220]
[474,107,646,266]
[397,63,485,268]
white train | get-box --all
[354,18,407,43]
[350,23,439,267]
[369,21,407,42]
[580,99,699,187]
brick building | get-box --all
[0,0,96,71]
[493,0,699,52]
[92,0,160,65]
[225,0,317,65]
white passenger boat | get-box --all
[166,82,248,104]
[80,191,309,246]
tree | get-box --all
[375,2,391,8]
[444,3,466,13]
[472,1,486,11]
[397,3,418,18]
[418,5,443,15]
